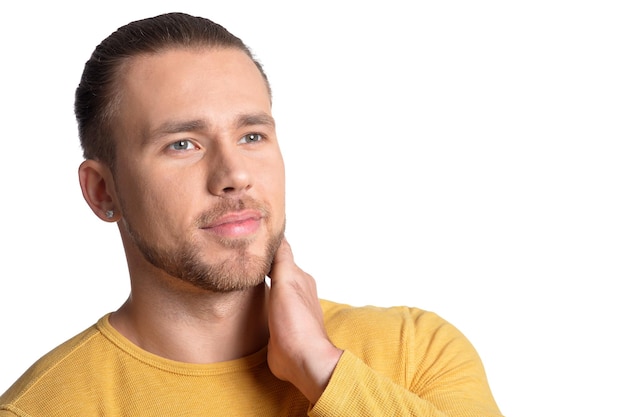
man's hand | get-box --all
[267,238,343,404]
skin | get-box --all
[78,47,342,404]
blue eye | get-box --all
[239,133,263,144]
[169,140,194,151]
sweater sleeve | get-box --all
[310,304,503,417]
[310,350,450,417]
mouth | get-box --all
[202,210,263,238]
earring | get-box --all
[105,210,114,219]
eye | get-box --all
[239,133,263,144]
[168,139,196,151]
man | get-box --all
[0,12,502,417]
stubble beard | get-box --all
[123,198,285,293]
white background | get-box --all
[1,1,624,416]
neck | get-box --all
[109,280,270,364]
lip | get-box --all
[202,210,263,238]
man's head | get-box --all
[76,12,271,169]
[77,13,285,293]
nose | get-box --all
[206,144,253,196]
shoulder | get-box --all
[320,299,482,383]
[320,299,456,341]
[0,317,109,412]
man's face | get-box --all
[110,47,285,292]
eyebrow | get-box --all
[145,119,208,144]
[235,112,276,130]
[144,112,275,144]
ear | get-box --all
[78,159,120,222]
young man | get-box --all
[0,12,502,417]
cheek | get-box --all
[258,159,284,198]
[117,169,197,233]
[146,179,199,220]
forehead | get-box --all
[114,47,272,138]
[120,46,269,100]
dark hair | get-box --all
[75,12,270,166]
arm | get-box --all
[267,238,503,416]
[310,345,502,417]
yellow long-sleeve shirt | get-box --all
[0,300,503,416]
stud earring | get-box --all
[105,210,114,219]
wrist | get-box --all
[296,343,343,404]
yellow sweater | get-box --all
[0,300,502,416]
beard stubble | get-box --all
[123,197,285,293]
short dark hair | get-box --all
[75,12,270,166]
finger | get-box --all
[275,237,293,260]
[268,238,295,279]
